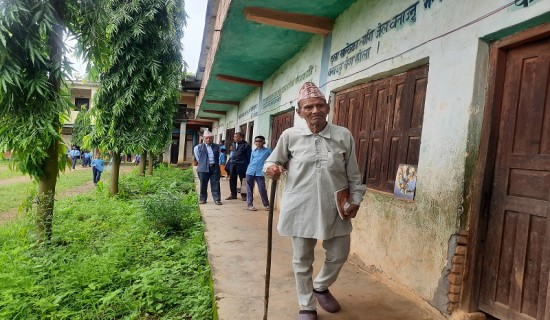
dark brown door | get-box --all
[480,36,550,320]
[248,121,254,143]
[239,124,247,141]
[225,128,235,150]
[270,110,294,149]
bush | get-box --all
[118,166,195,199]
[141,190,199,236]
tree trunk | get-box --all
[139,151,146,176]
[110,151,120,195]
[37,141,59,241]
[148,151,154,176]
[36,0,64,241]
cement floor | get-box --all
[196,172,443,320]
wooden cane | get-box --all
[263,179,277,320]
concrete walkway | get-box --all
[196,171,443,320]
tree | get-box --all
[71,106,92,147]
[0,0,71,240]
[89,0,185,193]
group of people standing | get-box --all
[194,131,272,211]
[67,145,105,185]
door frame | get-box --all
[460,22,550,313]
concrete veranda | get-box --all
[195,169,444,320]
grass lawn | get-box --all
[0,161,24,180]
[0,167,96,214]
[0,166,215,319]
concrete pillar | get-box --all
[178,122,187,163]
[163,145,171,164]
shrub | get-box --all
[118,167,195,199]
[141,190,199,236]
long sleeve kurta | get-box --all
[264,123,366,240]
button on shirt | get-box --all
[246,148,272,176]
[264,123,366,240]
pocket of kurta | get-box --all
[326,151,345,169]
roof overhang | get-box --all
[196,0,357,119]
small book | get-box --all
[334,187,351,220]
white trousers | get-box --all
[291,235,350,310]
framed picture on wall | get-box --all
[393,164,418,201]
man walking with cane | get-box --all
[264,82,365,320]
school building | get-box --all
[193,0,550,318]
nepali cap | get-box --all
[203,130,214,137]
[298,82,325,103]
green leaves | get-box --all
[91,0,186,155]
[0,0,71,179]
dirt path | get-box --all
[0,165,135,224]
[0,175,33,186]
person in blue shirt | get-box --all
[82,151,92,167]
[219,148,228,178]
[245,135,272,211]
[91,154,105,185]
[69,146,81,169]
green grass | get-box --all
[0,166,214,319]
[0,168,96,214]
[0,162,24,180]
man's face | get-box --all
[297,97,329,128]
[254,138,265,148]
[204,136,214,144]
[233,134,242,142]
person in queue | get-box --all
[194,130,223,205]
[226,132,251,200]
[264,82,366,320]
[244,135,271,211]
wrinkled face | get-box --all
[297,97,329,128]
[233,133,243,143]
[204,136,214,144]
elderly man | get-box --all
[194,131,223,205]
[264,82,365,320]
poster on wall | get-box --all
[393,164,417,200]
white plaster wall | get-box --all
[224,106,239,133]
[325,0,550,308]
[259,36,323,138]
[238,88,260,128]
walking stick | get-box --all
[263,179,277,320]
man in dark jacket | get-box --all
[226,132,251,200]
[194,131,222,205]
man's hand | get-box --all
[342,203,360,219]
[265,164,286,180]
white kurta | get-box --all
[265,123,366,240]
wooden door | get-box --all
[480,36,550,320]
[239,124,247,141]
[270,110,294,149]
[225,128,235,151]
